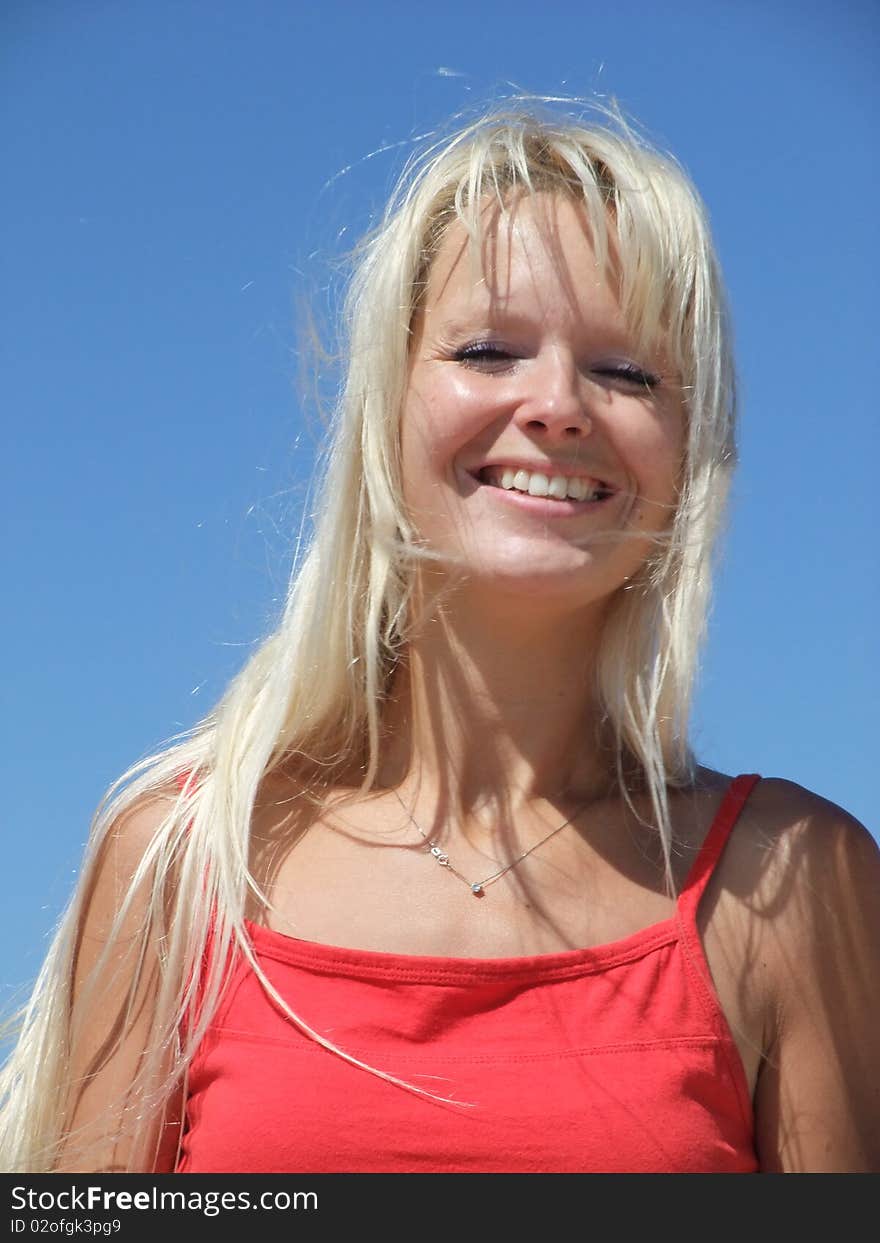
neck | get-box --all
[377,578,622,830]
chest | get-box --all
[247,790,767,1103]
[179,912,759,1173]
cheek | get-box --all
[401,374,488,480]
[612,417,684,535]
[622,401,684,489]
[399,393,459,528]
[400,391,444,489]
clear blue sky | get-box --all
[3,0,877,996]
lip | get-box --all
[477,477,616,512]
[468,473,618,517]
[466,461,620,515]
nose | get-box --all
[513,348,592,439]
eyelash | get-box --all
[453,342,513,368]
[593,362,660,388]
[452,342,660,388]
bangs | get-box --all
[409,114,710,374]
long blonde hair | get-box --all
[0,100,736,1171]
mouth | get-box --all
[470,465,618,514]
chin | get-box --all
[458,563,620,609]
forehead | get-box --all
[420,192,624,329]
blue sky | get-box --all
[3,0,878,995]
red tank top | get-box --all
[176,774,760,1173]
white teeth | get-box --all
[489,466,606,502]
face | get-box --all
[400,192,685,612]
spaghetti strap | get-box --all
[175,769,196,795]
[677,773,762,919]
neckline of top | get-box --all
[243,913,679,982]
[242,774,762,979]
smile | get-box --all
[478,465,615,502]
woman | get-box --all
[2,103,878,1174]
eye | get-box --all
[452,341,517,372]
[592,361,660,389]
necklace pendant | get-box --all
[396,786,583,904]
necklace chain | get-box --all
[391,788,589,897]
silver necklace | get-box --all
[391,788,589,897]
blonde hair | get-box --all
[0,99,736,1171]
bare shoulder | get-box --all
[78,784,181,929]
[58,781,186,1173]
[692,768,878,913]
[725,775,880,1172]
[74,779,185,1014]
[738,773,880,998]
[703,771,879,986]
[734,774,877,917]
[101,783,180,854]
[743,772,872,842]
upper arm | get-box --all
[752,783,880,1172]
[55,789,185,1173]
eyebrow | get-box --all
[432,309,536,337]
[433,317,478,337]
